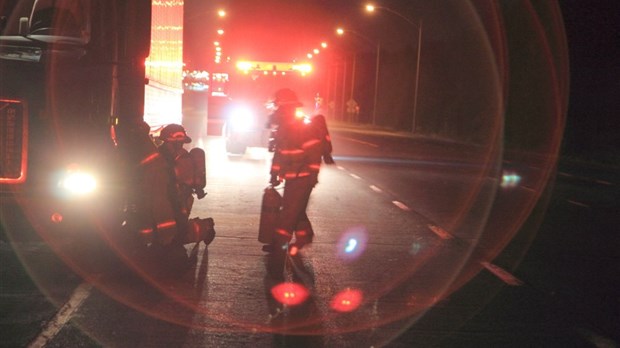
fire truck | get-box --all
[0,0,183,246]
[212,60,318,154]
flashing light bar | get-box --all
[236,60,312,75]
[292,64,312,74]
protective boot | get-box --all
[200,217,216,246]
[186,217,216,246]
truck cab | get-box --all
[0,0,153,238]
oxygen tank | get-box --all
[258,186,282,243]
[189,148,207,199]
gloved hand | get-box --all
[323,154,335,165]
[194,188,207,199]
[270,174,281,187]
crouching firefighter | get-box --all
[262,88,335,256]
[118,121,215,265]
[157,124,216,247]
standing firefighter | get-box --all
[263,88,335,255]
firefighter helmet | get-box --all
[273,88,303,107]
[160,124,191,143]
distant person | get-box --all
[346,98,359,122]
[314,92,324,113]
[263,88,335,255]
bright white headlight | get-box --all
[229,106,255,131]
[60,171,97,195]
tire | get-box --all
[226,139,246,154]
[223,123,246,154]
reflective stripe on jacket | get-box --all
[270,116,331,180]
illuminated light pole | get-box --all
[184,8,227,68]
[302,41,328,61]
[302,41,334,118]
[366,3,422,133]
[336,27,380,125]
[186,8,227,21]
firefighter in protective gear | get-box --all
[118,120,180,247]
[263,88,335,254]
[158,124,215,246]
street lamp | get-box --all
[336,27,381,125]
[186,8,227,22]
[304,41,328,61]
[185,8,227,68]
[366,3,422,133]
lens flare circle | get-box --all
[2,2,569,346]
[336,226,368,261]
[271,282,310,306]
[330,288,364,312]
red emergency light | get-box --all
[236,60,312,75]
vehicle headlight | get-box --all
[296,108,311,124]
[59,167,97,196]
[229,106,255,131]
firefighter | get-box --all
[158,124,216,247]
[263,88,335,255]
[118,120,180,248]
[117,122,214,277]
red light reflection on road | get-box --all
[271,282,309,306]
[330,288,363,312]
[50,212,63,223]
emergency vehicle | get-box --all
[208,60,318,154]
[0,0,183,243]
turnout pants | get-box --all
[274,175,317,246]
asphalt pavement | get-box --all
[1,123,618,347]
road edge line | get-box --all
[28,282,93,348]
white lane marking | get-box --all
[559,172,614,186]
[481,262,523,286]
[520,186,536,192]
[339,136,380,148]
[28,282,93,348]
[349,173,361,180]
[577,327,616,348]
[567,199,590,208]
[369,185,383,193]
[392,200,411,211]
[427,224,453,240]
[337,166,346,171]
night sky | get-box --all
[182,1,619,162]
[559,0,619,159]
[183,0,343,64]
